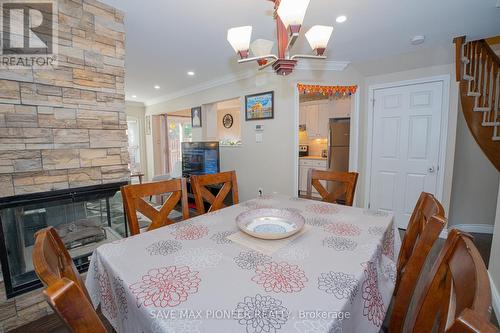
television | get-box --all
[181,142,220,177]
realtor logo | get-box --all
[0,0,58,68]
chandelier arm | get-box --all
[237,54,278,64]
[290,54,327,60]
[286,32,300,51]
[258,59,278,70]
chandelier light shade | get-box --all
[305,25,334,56]
[227,26,253,58]
[227,0,333,76]
[276,0,310,29]
[250,39,274,65]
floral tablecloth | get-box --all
[86,194,401,333]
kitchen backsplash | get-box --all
[299,134,327,156]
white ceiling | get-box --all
[103,0,500,104]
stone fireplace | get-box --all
[0,0,128,330]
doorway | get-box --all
[366,76,450,229]
[293,83,360,203]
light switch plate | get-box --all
[256,133,263,143]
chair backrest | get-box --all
[32,226,89,300]
[33,228,107,332]
[44,278,107,333]
[389,192,447,333]
[406,229,493,333]
[446,309,499,333]
[190,170,239,214]
[306,169,359,206]
[121,178,189,236]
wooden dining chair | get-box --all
[404,229,494,333]
[389,192,447,333]
[306,169,358,206]
[33,227,107,332]
[190,170,239,214]
[44,278,108,333]
[33,226,89,299]
[121,178,189,236]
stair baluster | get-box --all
[454,36,500,170]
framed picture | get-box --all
[191,106,202,128]
[145,115,151,135]
[245,91,274,121]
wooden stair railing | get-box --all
[454,36,500,171]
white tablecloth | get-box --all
[86,194,401,333]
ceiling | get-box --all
[103,0,500,104]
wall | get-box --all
[489,182,500,316]
[144,45,497,225]
[125,101,147,177]
[0,0,127,331]
[146,68,364,201]
[449,109,500,227]
[0,0,128,197]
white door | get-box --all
[369,81,443,229]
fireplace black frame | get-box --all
[0,181,128,298]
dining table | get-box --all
[86,194,401,333]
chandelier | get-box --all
[227,0,334,76]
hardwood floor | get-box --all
[11,231,498,333]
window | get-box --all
[167,117,192,177]
[126,117,142,173]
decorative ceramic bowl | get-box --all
[236,208,305,240]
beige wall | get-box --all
[143,45,498,229]
[146,68,364,201]
[489,183,500,315]
[449,109,500,227]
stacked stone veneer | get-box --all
[0,0,128,331]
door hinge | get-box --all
[372,98,375,107]
[368,202,371,209]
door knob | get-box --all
[428,166,435,173]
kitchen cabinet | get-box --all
[300,100,350,139]
[305,105,319,137]
[298,158,328,198]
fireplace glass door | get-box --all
[0,182,127,298]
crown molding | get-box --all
[144,60,350,106]
[145,70,256,106]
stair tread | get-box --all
[474,107,491,112]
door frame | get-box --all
[293,80,361,204]
[364,74,451,215]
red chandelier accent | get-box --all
[227,0,334,76]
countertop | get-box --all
[299,156,327,160]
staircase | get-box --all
[454,36,500,171]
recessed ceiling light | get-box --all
[154,85,160,90]
[131,95,137,98]
[411,35,425,45]
[187,71,195,76]
[336,15,347,23]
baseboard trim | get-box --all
[489,272,500,318]
[439,224,494,238]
